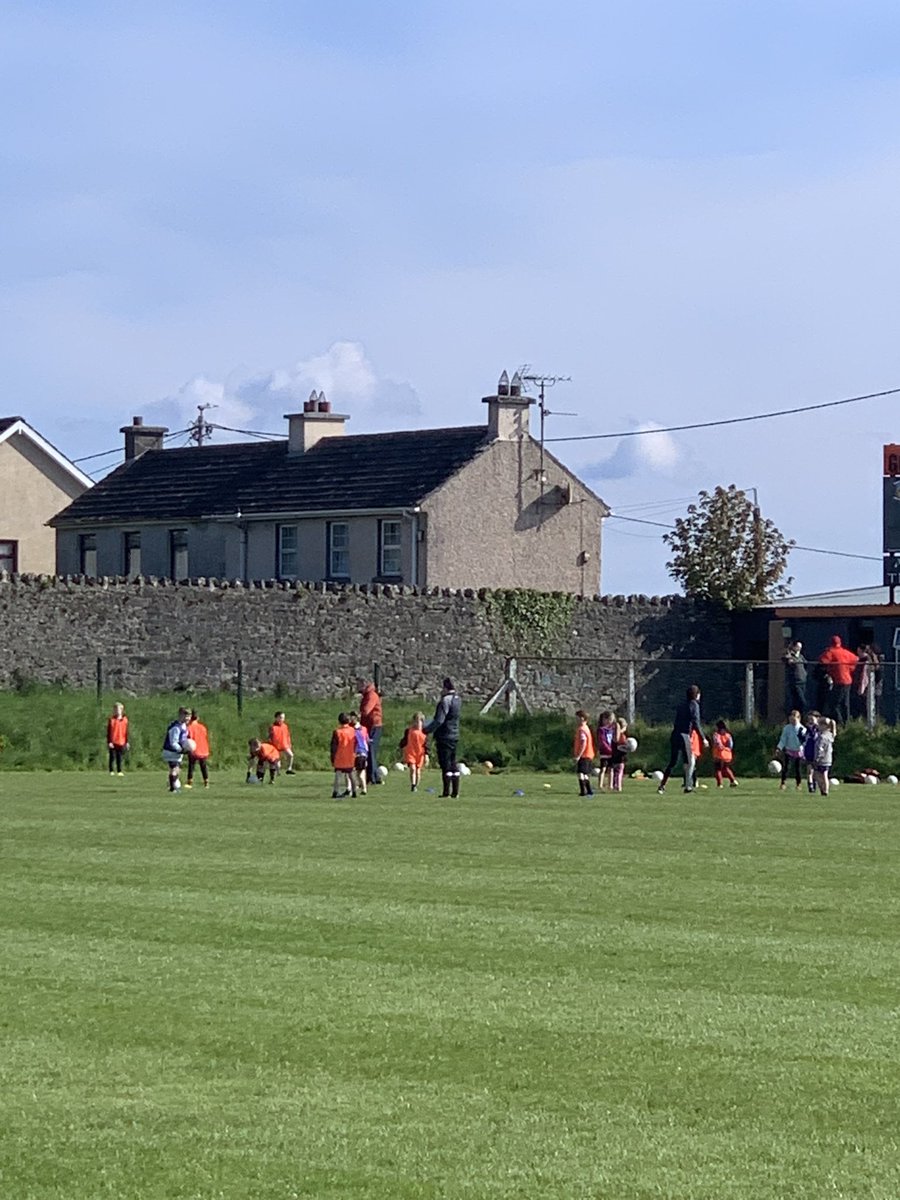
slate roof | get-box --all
[51,426,491,525]
[0,415,25,434]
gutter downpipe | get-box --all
[403,508,421,588]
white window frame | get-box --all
[379,519,403,578]
[327,522,350,579]
[124,531,141,577]
[169,529,189,580]
[278,524,299,579]
[79,533,97,577]
[0,538,17,574]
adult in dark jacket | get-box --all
[657,684,708,795]
[782,640,808,714]
[425,677,462,797]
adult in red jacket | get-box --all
[818,635,858,726]
[356,678,384,783]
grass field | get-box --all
[1,768,898,1199]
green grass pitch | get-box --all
[1,768,898,1199]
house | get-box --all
[0,416,92,575]
[51,376,609,594]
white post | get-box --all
[744,663,755,724]
[627,662,636,725]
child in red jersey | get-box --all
[268,711,295,774]
[574,710,596,797]
[400,712,428,793]
[711,720,738,789]
[247,738,280,785]
[330,712,357,799]
[106,702,129,776]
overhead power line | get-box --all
[607,513,881,561]
[546,385,900,444]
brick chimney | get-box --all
[121,416,168,460]
[482,370,533,440]
[285,392,349,454]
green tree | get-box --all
[663,485,793,610]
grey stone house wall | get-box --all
[0,574,735,717]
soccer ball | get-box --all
[482,760,494,773]
[652,770,664,782]
[830,778,841,788]
[592,766,601,776]
[182,737,197,754]
[887,775,898,785]
[458,763,472,776]
[377,765,389,780]
[767,760,782,777]
[624,736,638,753]
[172,778,182,792]
[865,774,878,785]
[394,762,406,772]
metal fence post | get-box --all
[627,661,636,725]
[744,662,755,724]
[867,679,876,731]
[508,657,518,716]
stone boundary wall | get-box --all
[0,574,735,715]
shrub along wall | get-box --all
[0,574,734,716]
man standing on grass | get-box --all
[425,677,462,798]
[356,677,383,784]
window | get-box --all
[124,531,141,577]
[278,525,298,579]
[327,522,349,578]
[0,539,17,574]
[379,519,402,577]
[79,534,97,577]
[169,529,189,580]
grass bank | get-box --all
[3,686,900,777]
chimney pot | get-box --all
[497,370,510,397]
[133,416,144,426]
[317,395,331,413]
[303,398,316,413]
[510,371,522,397]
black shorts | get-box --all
[576,757,593,775]
[354,754,368,772]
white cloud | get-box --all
[587,422,682,481]
[150,342,422,442]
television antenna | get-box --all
[188,402,217,448]
[517,367,576,492]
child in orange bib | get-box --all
[400,712,428,792]
[330,713,358,799]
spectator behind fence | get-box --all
[818,636,858,726]
[782,640,807,714]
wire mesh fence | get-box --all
[482,656,884,729]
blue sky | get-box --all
[3,0,900,595]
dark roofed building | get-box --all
[52,380,609,594]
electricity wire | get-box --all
[608,514,881,561]
[546,385,900,444]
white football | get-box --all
[830,778,841,788]
[377,765,389,780]
[624,737,638,753]
[458,763,472,776]
[173,778,182,791]
[182,737,197,754]
[887,775,898,785]
[865,774,878,785]
[652,770,664,781]
[592,766,601,776]
[394,762,406,772]
[767,760,782,777]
